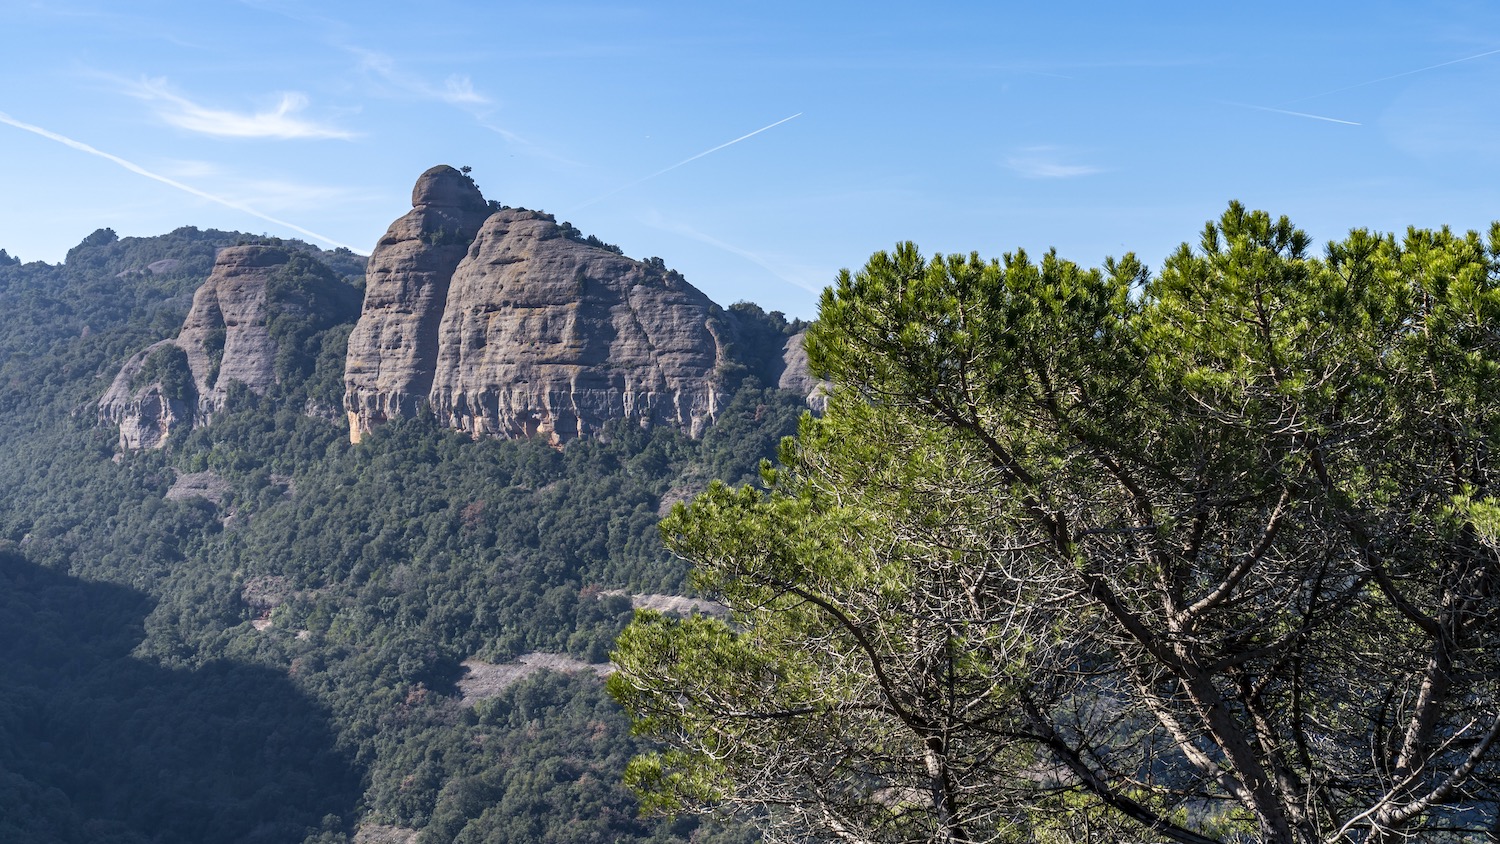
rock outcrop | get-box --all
[101,166,821,450]
[344,170,733,444]
[101,245,359,449]
[343,165,493,434]
[178,246,285,404]
[426,209,727,442]
[777,329,829,412]
[99,348,195,450]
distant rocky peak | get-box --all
[343,165,824,445]
[345,165,734,446]
[411,164,488,212]
[344,167,497,438]
[424,207,728,443]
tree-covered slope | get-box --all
[0,228,801,843]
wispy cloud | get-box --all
[1005,147,1103,179]
[160,160,373,208]
[568,113,803,212]
[0,111,363,251]
[351,48,491,106]
[345,47,575,160]
[1227,101,1361,126]
[642,212,823,294]
[124,77,355,140]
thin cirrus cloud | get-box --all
[350,48,490,106]
[1005,147,1103,179]
[346,48,557,154]
[641,211,822,294]
[160,160,371,209]
[1225,102,1360,126]
[567,113,804,212]
[125,77,356,140]
[0,111,362,251]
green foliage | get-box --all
[0,548,360,843]
[420,226,473,247]
[0,226,363,420]
[614,205,1500,843]
[132,343,196,404]
[694,383,807,486]
[714,302,812,393]
[727,301,808,338]
[0,222,808,843]
[555,220,624,255]
[263,251,362,388]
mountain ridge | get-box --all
[345,164,817,445]
[100,164,820,450]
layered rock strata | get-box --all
[99,165,816,451]
[344,169,731,444]
[343,165,493,434]
[425,209,727,442]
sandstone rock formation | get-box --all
[776,329,828,411]
[343,165,493,435]
[99,348,195,450]
[101,166,821,450]
[101,244,359,449]
[426,209,728,442]
[344,169,736,444]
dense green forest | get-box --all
[0,228,801,842]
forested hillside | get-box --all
[0,227,801,843]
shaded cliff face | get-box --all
[427,209,727,443]
[343,165,492,433]
[101,245,360,449]
[777,329,828,413]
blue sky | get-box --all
[2,1,1498,318]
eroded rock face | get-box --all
[179,245,285,409]
[777,329,829,412]
[101,245,358,449]
[98,340,195,450]
[427,209,726,443]
[344,170,732,445]
[343,165,493,437]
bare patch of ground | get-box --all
[242,575,292,612]
[628,593,726,617]
[165,471,231,506]
[656,483,703,516]
[353,823,419,844]
[457,653,612,705]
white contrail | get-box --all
[0,111,363,252]
[568,112,803,212]
[1286,47,1500,105]
[1231,102,1361,126]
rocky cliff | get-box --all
[100,245,360,449]
[777,329,828,413]
[101,166,820,450]
[424,208,729,442]
[343,165,494,434]
[345,168,748,445]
